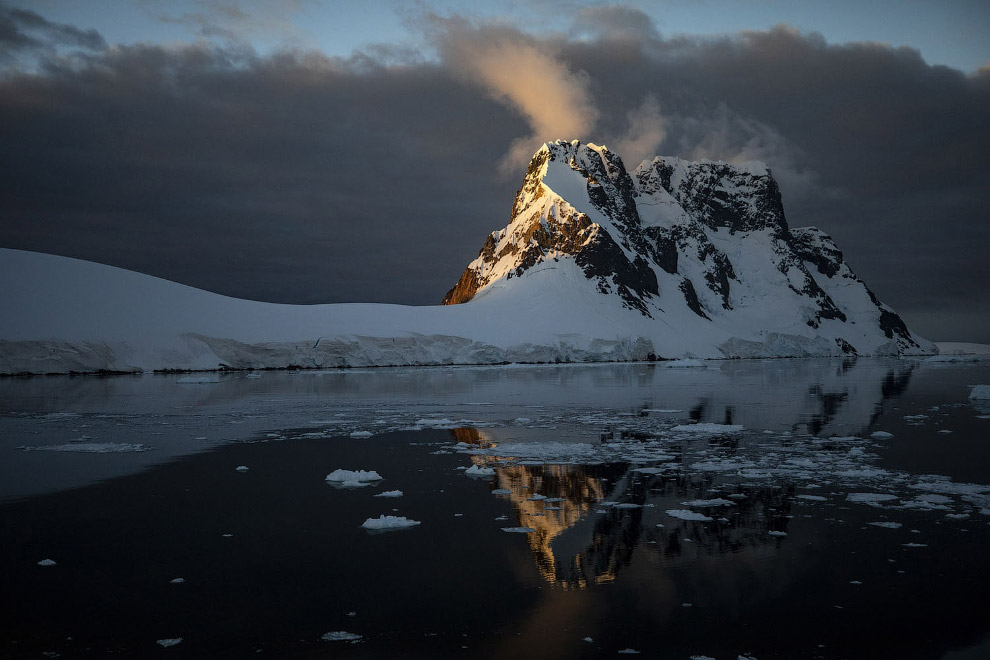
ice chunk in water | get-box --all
[361,515,421,531]
[666,510,713,522]
[326,469,383,483]
[321,631,362,642]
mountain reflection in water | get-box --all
[479,455,797,589]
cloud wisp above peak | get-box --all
[422,15,600,174]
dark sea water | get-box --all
[1,358,989,659]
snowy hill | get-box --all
[0,141,933,374]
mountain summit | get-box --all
[443,139,930,357]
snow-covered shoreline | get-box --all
[0,247,944,376]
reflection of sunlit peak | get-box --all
[494,464,607,586]
[452,427,496,448]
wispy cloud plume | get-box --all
[425,16,599,173]
[612,95,667,168]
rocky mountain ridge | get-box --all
[443,140,928,356]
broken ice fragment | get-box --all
[867,521,903,529]
[361,515,420,531]
[464,464,495,477]
[665,510,713,522]
[321,631,362,642]
[326,469,383,484]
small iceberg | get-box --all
[969,385,990,400]
[670,423,744,434]
[464,464,495,477]
[847,493,899,504]
[157,638,183,648]
[681,498,736,507]
[361,515,421,531]
[321,631,363,642]
[373,490,403,498]
[326,469,383,487]
[501,527,536,533]
[37,559,56,567]
[665,510,713,522]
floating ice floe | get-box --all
[17,442,152,453]
[846,493,899,504]
[37,559,56,566]
[681,498,736,507]
[670,423,744,434]
[666,510,713,522]
[909,479,990,496]
[969,385,990,400]
[157,638,182,647]
[350,430,374,439]
[867,521,903,529]
[617,650,641,655]
[491,488,512,495]
[795,495,827,502]
[321,631,363,642]
[361,515,420,531]
[464,464,495,477]
[501,527,536,533]
[768,531,787,537]
[870,431,894,439]
[326,469,383,487]
[374,490,403,498]
[235,465,249,472]
[170,577,185,583]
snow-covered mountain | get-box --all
[0,140,933,375]
[443,139,932,358]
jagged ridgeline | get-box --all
[443,139,929,356]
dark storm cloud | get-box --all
[0,2,106,63]
[0,11,987,340]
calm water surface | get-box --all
[1,358,989,659]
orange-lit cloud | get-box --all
[428,18,599,173]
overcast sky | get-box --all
[1,0,988,342]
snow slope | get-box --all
[0,248,664,374]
